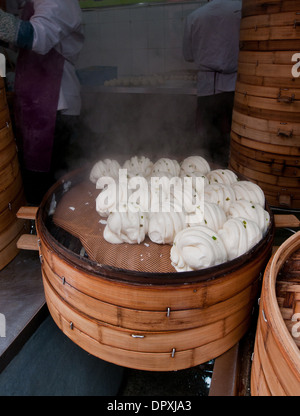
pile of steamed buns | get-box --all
[89,156,270,272]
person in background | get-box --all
[183,0,241,167]
[0,0,84,204]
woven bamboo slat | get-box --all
[0,220,25,270]
[231,119,300,148]
[240,12,300,31]
[230,130,300,156]
[238,50,299,65]
[237,72,300,89]
[0,139,18,170]
[240,39,300,52]
[32,170,274,371]
[242,0,300,18]
[0,188,25,235]
[237,61,295,78]
[0,106,10,129]
[234,92,300,121]
[240,26,300,43]
[235,81,300,101]
[251,232,300,396]
[0,85,7,112]
[232,109,300,138]
[0,173,23,214]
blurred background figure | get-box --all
[183,0,241,167]
[0,0,84,204]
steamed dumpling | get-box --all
[207,169,238,185]
[150,175,181,211]
[90,158,121,184]
[204,183,236,213]
[170,226,227,272]
[148,208,186,244]
[96,181,131,217]
[227,200,270,235]
[231,181,265,207]
[187,201,226,231]
[103,211,148,244]
[151,158,181,177]
[219,217,262,261]
[123,156,153,179]
[180,155,210,177]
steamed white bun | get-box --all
[123,155,153,179]
[231,181,265,207]
[219,217,262,261]
[90,159,121,184]
[103,211,148,244]
[227,200,270,235]
[151,158,181,177]
[180,155,210,177]
[96,181,132,217]
[187,201,226,231]
[204,183,236,213]
[148,209,186,245]
[207,169,238,185]
[170,226,227,272]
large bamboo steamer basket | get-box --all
[22,168,275,371]
[251,231,300,396]
[0,77,26,270]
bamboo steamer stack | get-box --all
[229,0,300,209]
[251,231,300,396]
[0,77,26,270]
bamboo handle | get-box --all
[274,214,300,228]
[16,206,39,251]
[16,206,38,220]
[294,20,300,28]
[277,129,293,138]
[277,92,295,104]
[16,234,39,251]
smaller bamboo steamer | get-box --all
[0,77,26,270]
[251,231,300,396]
